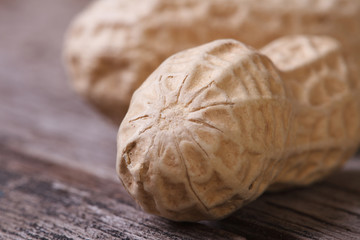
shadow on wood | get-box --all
[205,167,360,239]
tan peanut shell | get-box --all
[65,0,360,124]
[117,36,360,221]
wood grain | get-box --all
[0,0,359,239]
[0,146,243,240]
[207,160,360,239]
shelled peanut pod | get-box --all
[64,0,360,124]
[117,36,360,221]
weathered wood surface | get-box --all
[0,0,359,239]
[0,146,243,240]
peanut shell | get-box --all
[117,36,360,221]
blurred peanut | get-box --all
[64,0,360,124]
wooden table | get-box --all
[0,1,359,239]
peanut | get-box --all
[117,36,360,221]
[65,0,360,124]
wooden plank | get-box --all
[1,141,359,239]
[0,146,243,240]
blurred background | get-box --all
[0,0,118,180]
